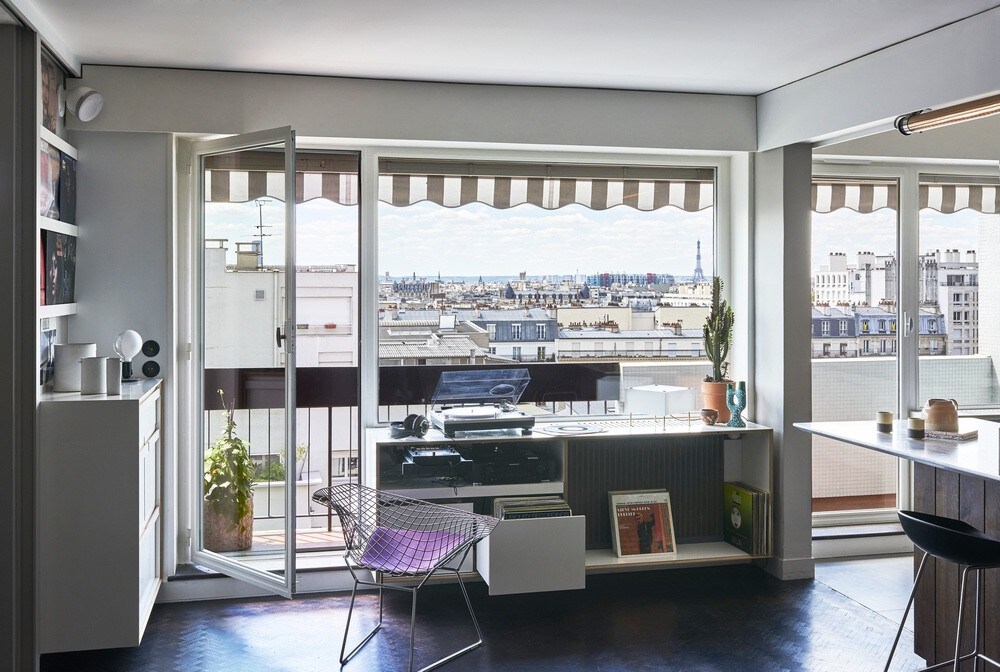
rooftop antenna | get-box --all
[254,198,273,268]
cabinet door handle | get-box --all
[275,326,286,348]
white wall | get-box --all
[758,8,1000,150]
[71,66,757,152]
[753,144,815,580]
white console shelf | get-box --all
[368,418,773,594]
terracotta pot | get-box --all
[203,498,254,552]
[701,380,731,423]
[923,398,959,433]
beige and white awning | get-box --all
[378,160,714,212]
[812,180,1000,215]
[203,154,715,213]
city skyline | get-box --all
[207,198,989,278]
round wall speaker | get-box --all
[142,360,161,377]
[142,340,160,357]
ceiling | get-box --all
[14,0,1000,96]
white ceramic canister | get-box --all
[52,343,97,392]
[105,357,122,395]
[80,356,108,395]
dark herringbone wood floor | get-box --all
[41,564,924,672]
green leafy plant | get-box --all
[256,459,285,482]
[204,389,255,534]
[703,276,734,383]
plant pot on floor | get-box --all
[701,380,731,424]
[203,498,254,552]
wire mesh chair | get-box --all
[312,483,500,672]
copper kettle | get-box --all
[923,398,959,433]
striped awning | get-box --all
[377,174,712,211]
[205,169,359,205]
[812,181,1000,214]
[203,169,713,212]
[203,153,714,212]
[379,159,714,212]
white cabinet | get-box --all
[38,379,162,653]
[477,515,586,595]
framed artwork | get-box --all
[39,140,61,219]
[40,51,60,133]
[609,489,677,559]
[59,151,77,224]
[39,326,56,386]
[44,230,76,305]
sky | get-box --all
[206,199,715,279]
[812,207,985,270]
[206,198,988,278]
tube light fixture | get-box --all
[895,92,1000,135]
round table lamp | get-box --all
[114,329,143,382]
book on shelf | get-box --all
[44,230,77,305]
[59,151,77,225]
[723,481,769,555]
[493,495,572,520]
[609,489,676,559]
[39,140,61,220]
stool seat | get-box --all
[885,510,1000,672]
[899,510,1000,567]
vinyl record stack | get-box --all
[493,495,572,520]
[722,481,769,555]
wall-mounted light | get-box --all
[57,85,104,122]
[895,92,1000,135]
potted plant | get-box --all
[203,389,256,552]
[701,276,734,423]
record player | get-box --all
[429,369,536,437]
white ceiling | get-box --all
[15,0,1000,96]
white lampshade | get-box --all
[114,329,143,361]
[63,86,104,122]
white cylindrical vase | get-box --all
[106,358,122,395]
[80,357,108,395]
[52,343,97,392]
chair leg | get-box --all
[407,559,488,672]
[340,574,384,665]
[955,566,972,672]
[885,552,929,672]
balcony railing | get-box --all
[204,354,1000,550]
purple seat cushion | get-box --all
[360,526,468,574]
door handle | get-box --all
[275,326,286,348]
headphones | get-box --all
[390,413,430,439]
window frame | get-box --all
[360,145,734,431]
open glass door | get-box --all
[190,127,297,596]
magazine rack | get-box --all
[312,483,499,672]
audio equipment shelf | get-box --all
[367,419,773,594]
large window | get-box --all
[809,169,1000,523]
[376,158,718,420]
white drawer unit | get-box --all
[38,379,162,653]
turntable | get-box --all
[429,368,536,437]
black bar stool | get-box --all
[884,510,1000,672]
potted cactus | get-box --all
[701,276,735,422]
[203,389,256,552]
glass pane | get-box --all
[811,205,899,513]
[377,165,717,424]
[292,172,360,553]
[918,206,999,410]
[201,144,290,570]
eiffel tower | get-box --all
[692,239,706,282]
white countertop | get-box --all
[795,418,1000,481]
[373,415,772,444]
[40,377,161,403]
